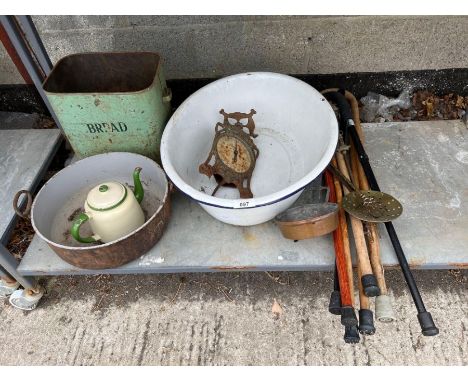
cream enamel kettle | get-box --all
[71,167,145,243]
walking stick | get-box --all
[331,157,355,306]
[329,164,360,343]
[324,170,357,327]
[325,90,439,336]
[349,142,376,334]
[346,90,395,322]
[335,151,380,297]
[351,141,395,322]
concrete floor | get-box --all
[0,269,466,365]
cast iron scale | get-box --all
[199,109,259,198]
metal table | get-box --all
[0,128,62,288]
[17,120,468,276]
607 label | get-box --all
[239,201,249,207]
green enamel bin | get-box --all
[43,52,171,162]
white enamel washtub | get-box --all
[161,72,338,226]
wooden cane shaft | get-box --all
[349,147,382,292]
[333,221,353,307]
[348,105,389,296]
[356,252,370,310]
[349,217,374,276]
[365,222,388,295]
[331,158,355,306]
[357,158,370,191]
[325,170,353,307]
[349,141,370,192]
[338,205,356,307]
[336,152,374,277]
[336,153,352,195]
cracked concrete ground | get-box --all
[0,269,466,365]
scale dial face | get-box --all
[216,135,252,174]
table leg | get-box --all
[0,244,36,289]
[0,264,10,278]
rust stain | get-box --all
[242,228,261,249]
[408,257,426,267]
[243,230,257,242]
[447,262,468,269]
[210,266,256,271]
[382,264,403,269]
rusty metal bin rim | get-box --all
[43,51,164,96]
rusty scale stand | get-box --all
[199,109,259,199]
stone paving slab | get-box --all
[0,128,61,243]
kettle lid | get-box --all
[87,181,127,210]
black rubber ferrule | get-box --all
[358,309,376,335]
[328,291,342,315]
[340,306,358,327]
[361,274,381,297]
[344,325,360,344]
[418,312,439,336]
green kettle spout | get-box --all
[133,167,144,204]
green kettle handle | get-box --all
[71,213,98,243]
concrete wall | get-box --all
[1,15,468,84]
